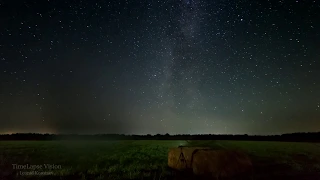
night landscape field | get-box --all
[1,0,320,179]
[1,140,320,180]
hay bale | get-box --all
[191,149,253,179]
[168,146,212,171]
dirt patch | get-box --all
[250,155,292,176]
[292,153,317,163]
[254,162,292,175]
[255,172,320,180]
[291,153,320,172]
[250,153,320,179]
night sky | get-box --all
[0,0,320,135]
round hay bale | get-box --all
[191,149,253,179]
[168,147,212,171]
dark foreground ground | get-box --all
[0,140,320,180]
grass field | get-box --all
[0,140,320,180]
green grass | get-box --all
[0,140,320,179]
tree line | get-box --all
[0,132,320,142]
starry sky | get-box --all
[0,0,320,135]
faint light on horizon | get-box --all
[1,131,15,135]
[0,128,57,135]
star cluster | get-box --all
[0,0,319,135]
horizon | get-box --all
[1,131,320,136]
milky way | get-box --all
[159,0,208,134]
[0,0,319,135]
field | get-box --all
[1,140,320,180]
